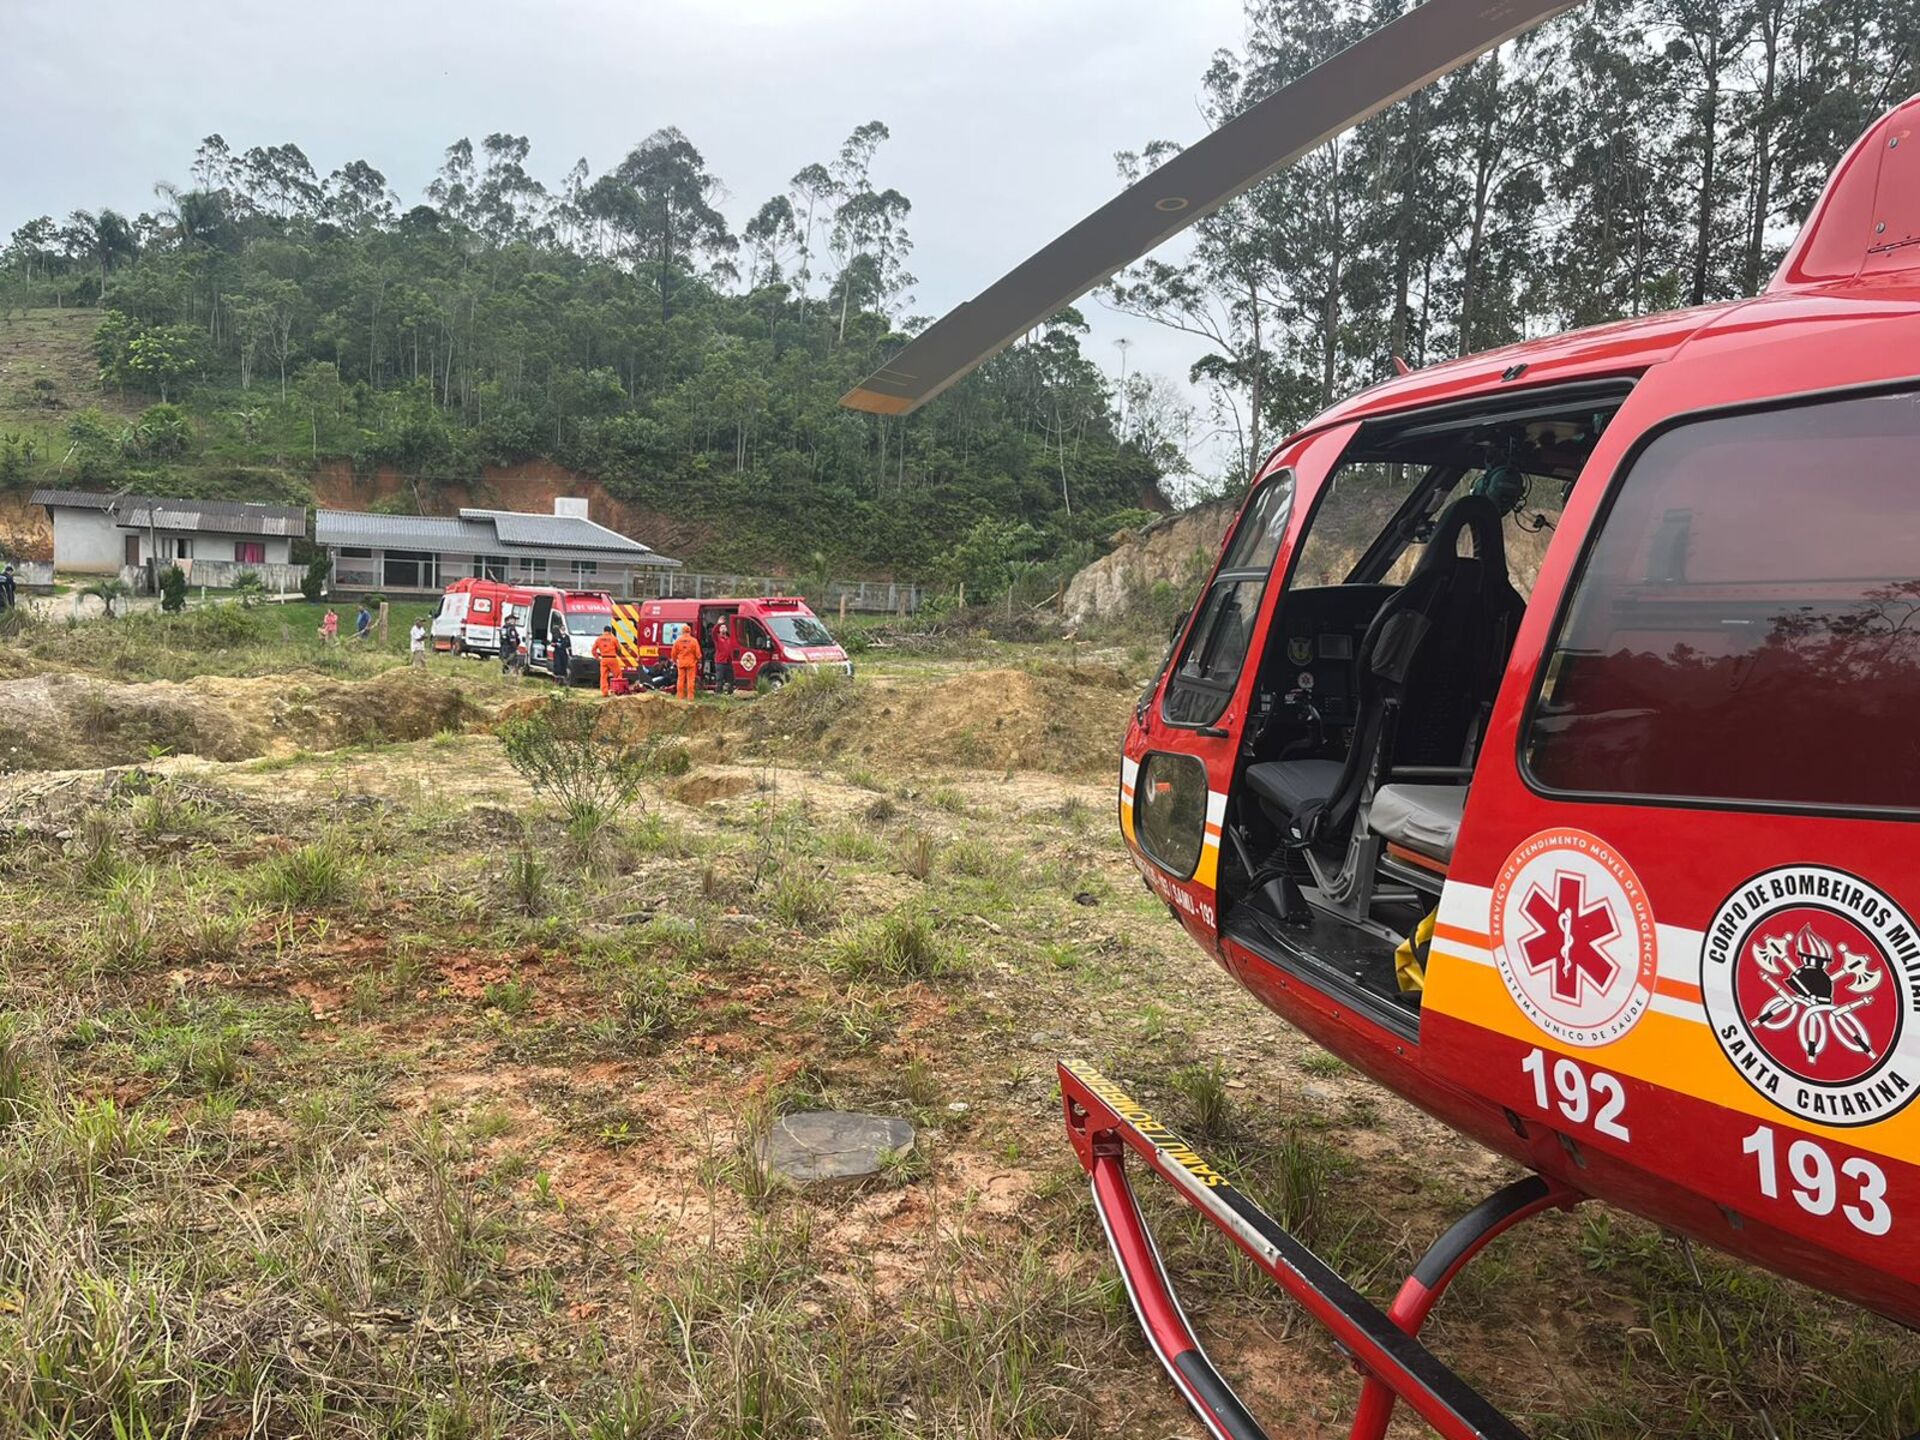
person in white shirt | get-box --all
[409,619,428,666]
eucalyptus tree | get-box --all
[611,128,733,321]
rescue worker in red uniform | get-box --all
[671,624,702,700]
[591,626,621,696]
[711,620,737,694]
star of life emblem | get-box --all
[1491,829,1657,1048]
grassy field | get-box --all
[0,618,1916,1439]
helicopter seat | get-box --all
[1368,783,1465,868]
[1243,494,1521,850]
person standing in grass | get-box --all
[409,618,428,667]
[671,622,702,700]
[549,623,572,686]
[592,624,621,695]
[355,603,372,641]
[500,616,523,676]
[711,619,736,694]
[1,564,15,610]
[320,608,339,643]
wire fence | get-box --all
[632,571,926,614]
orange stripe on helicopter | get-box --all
[1429,922,1702,1005]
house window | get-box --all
[382,550,439,590]
[472,554,510,581]
[570,560,598,583]
[517,557,548,580]
[166,537,192,561]
[235,541,265,564]
[339,547,372,559]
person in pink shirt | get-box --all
[711,620,738,694]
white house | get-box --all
[315,498,678,596]
[32,489,304,575]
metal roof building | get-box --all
[31,488,306,575]
[315,499,677,595]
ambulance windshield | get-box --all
[565,613,611,637]
[768,614,834,648]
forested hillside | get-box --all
[1,0,1910,586]
[1109,0,1914,479]
[0,124,1164,585]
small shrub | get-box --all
[506,846,544,915]
[81,576,131,618]
[896,831,933,881]
[157,564,187,613]
[498,694,682,837]
[299,552,331,601]
[231,569,266,607]
[612,964,686,1042]
[134,401,191,456]
[483,974,534,1015]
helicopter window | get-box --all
[1135,752,1209,879]
[1162,468,1296,727]
[1527,388,1920,814]
[1293,462,1568,597]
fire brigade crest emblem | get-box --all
[1491,829,1657,1048]
[1703,866,1920,1126]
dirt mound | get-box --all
[0,667,485,772]
[670,770,755,806]
[750,665,1134,779]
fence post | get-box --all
[839,592,848,622]
[378,601,389,647]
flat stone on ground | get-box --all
[760,1111,916,1187]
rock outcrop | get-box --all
[1062,499,1236,625]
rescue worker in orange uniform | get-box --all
[671,623,703,700]
[591,625,622,696]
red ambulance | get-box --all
[614,596,851,689]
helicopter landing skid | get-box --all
[1059,1061,1581,1440]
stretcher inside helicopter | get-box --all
[1190,384,1629,1036]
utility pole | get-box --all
[1113,338,1132,438]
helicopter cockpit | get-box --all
[1218,382,1632,1036]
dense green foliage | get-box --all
[1,125,1163,582]
[1112,0,1917,479]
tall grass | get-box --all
[247,834,360,909]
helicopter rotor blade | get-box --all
[841,0,1580,416]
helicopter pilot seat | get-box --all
[1243,493,1522,859]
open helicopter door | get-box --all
[1124,423,1356,957]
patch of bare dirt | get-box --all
[670,770,755,806]
[0,666,495,770]
[751,664,1137,779]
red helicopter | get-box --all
[844,1,1920,1434]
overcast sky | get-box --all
[3,0,1246,476]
